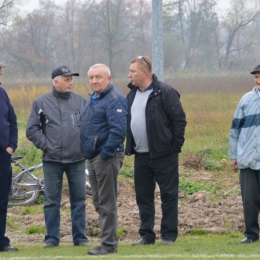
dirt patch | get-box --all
[6,177,247,244]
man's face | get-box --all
[128,62,144,86]
[254,73,260,89]
[88,67,111,94]
[54,75,73,93]
[0,68,3,76]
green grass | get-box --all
[179,178,222,195]
[25,226,46,234]
[22,206,43,214]
[2,234,260,259]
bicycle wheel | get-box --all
[8,174,39,206]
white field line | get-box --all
[3,254,260,259]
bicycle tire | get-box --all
[8,174,39,206]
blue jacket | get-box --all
[229,86,260,169]
[80,83,127,160]
[0,85,18,152]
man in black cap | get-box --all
[26,66,89,248]
[0,63,18,252]
[229,64,260,244]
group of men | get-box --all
[0,57,186,255]
[1,57,260,256]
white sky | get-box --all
[20,0,231,14]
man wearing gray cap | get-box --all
[0,63,18,252]
[229,64,260,244]
[26,65,89,248]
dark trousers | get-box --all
[240,168,260,240]
[0,150,12,247]
[87,152,124,251]
[134,152,179,242]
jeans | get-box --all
[134,152,179,242]
[87,152,124,251]
[240,168,260,240]
[0,150,12,247]
[43,160,88,245]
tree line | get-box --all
[1,0,260,79]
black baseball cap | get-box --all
[51,65,79,79]
[250,64,260,74]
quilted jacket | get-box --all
[80,83,127,160]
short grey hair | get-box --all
[88,64,111,76]
[52,75,62,86]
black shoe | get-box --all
[44,242,57,248]
[132,237,155,246]
[240,237,258,244]
[88,246,117,255]
[162,239,174,245]
[0,246,18,252]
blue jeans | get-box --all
[0,150,12,247]
[134,152,179,242]
[43,160,88,245]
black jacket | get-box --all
[125,74,186,159]
[0,85,18,152]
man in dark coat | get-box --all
[0,62,18,252]
[125,56,186,245]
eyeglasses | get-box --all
[137,56,151,71]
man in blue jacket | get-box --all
[80,64,127,256]
[0,62,18,252]
[229,64,260,243]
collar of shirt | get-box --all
[138,82,153,92]
[91,92,99,104]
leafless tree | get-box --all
[221,0,260,69]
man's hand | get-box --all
[231,160,238,172]
[6,147,14,155]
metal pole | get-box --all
[152,0,164,81]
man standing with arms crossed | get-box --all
[125,56,186,245]
[26,65,89,248]
[0,62,18,252]
[80,64,127,255]
[229,64,260,243]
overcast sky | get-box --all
[20,0,231,14]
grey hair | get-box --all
[88,64,111,76]
[53,75,62,86]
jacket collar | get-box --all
[127,73,160,92]
[89,82,113,98]
[52,86,71,99]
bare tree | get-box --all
[1,0,58,77]
[221,0,260,69]
[93,0,135,75]
[165,0,219,70]
[0,0,24,26]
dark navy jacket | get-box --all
[0,84,18,152]
[80,83,127,160]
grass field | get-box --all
[2,234,260,259]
